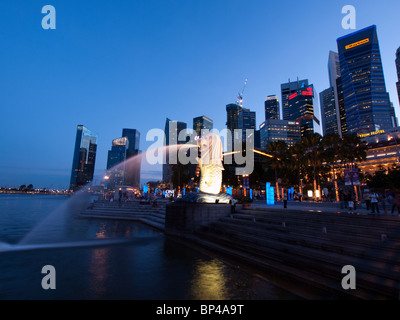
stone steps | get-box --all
[213,218,399,263]
[231,211,400,241]
[190,208,400,299]
[80,200,166,231]
[195,226,399,299]
[218,216,400,250]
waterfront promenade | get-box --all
[81,198,400,300]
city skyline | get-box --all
[1,1,400,188]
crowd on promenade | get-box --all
[339,188,400,215]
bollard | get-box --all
[322,226,327,234]
[282,221,286,228]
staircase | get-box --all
[80,199,167,231]
[191,207,400,299]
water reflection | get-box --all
[89,247,111,299]
[190,259,228,300]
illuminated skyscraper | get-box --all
[396,47,400,110]
[122,128,141,188]
[281,79,309,121]
[265,95,280,120]
[287,84,320,137]
[337,25,395,134]
[69,125,98,191]
[162,118,187,184]
[320,87,339,135]
[193,115,213,137]
[106,137,129,188]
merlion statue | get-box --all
[197,133,224,195]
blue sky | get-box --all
[1,0,400,189]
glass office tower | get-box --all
[287,85,318,137]
[106,137,129,188]
[162,118,187,184]
[320,87,339,135]
[69,125,98,191]
[121,128,141,188]
[238,107,256,141]
[281,79,309,121]
[337,25,394,134]
[265,95,280,120]
[193,115,213,137]
[396,47,400,109]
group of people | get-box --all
[363,189,400,215]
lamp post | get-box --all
[104,175,109,199]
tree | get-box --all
[266,140,288,200]
[301,133,323,200]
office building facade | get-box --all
[162,118,187,184]
[287,84,319,137]
[259,119,301,150]
[69,125,98,191]
[320,87,339,135]
[396,47,400,109]
[337,25,395,135]
[281,79,309,121]
[193,115,213,137]
[265,95,280,120]
[106,137,129,188]
[238,107,256,142]
[121,128,141,188]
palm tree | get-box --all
[266,140,288,200]
[321,133,342,201]
[301,133,323,201]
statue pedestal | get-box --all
[165,202,231,236]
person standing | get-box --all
[283,190,288,208]
[370,189,380,214]
[392,191,400,215]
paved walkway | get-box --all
[247,199,400,217]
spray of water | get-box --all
[0,143,198,252]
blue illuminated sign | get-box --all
[266,182,275,205]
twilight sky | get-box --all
[1,0,400,189]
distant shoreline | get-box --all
[0,191,71,196]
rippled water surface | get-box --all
[0,194,300,300]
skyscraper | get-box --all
[193,115,213,137]
[337,25,394,134]
[336,77,347,136]
[106,137,129,188]
[226,103,242,147]
[327,51,344,136]
[121,128,141,188]
[396,47,400,109]
[287,84,320,137]
[259,119,301,150]
[69,125,98,191]
[265,95,280,120]
[320,87,339,135]
[281,79,309,120]
[162,118,187,184]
